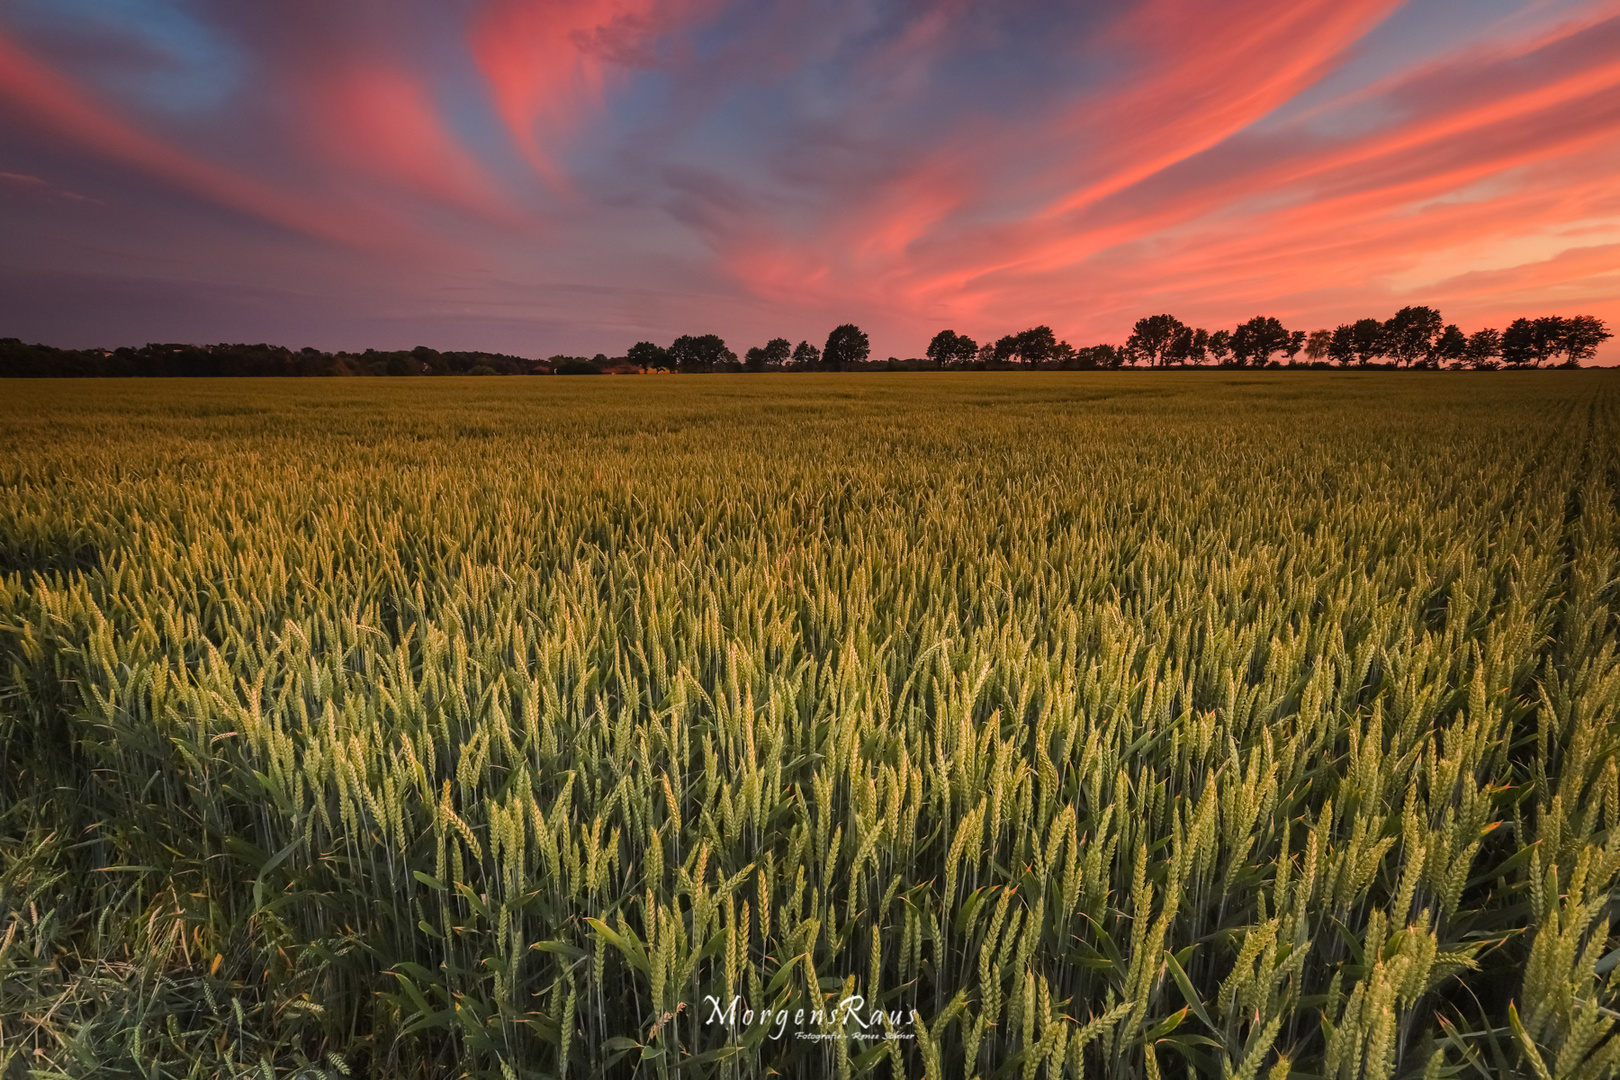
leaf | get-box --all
[1164,951,1220,1040]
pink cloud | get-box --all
[1043,0,1406,216]
[470,0,701,185]
[775,6,1620,350]
[305,62,510,215]
[3,1,1617,359]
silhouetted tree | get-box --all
[1208,330,1232,365]
[1501,318,1568,367]
[1285,329,1307,363]
[1501,319,1534,366]
[1383,306,1444,366]
[1350,318,1386,365]
[1530,316,1567,366]
[823,324,870,370]
[927,330,979,368]
[627,341,669,372]
[1000,326,1060,366]
[1164,327,1193,365]
[991,334,1019,366]
[1431,324,1466,368]
[413,345,448,375]
[1073,344,1122,369]
[668,333,736,373]
[1126,314,1186,367]
[1230,316,1290,366]
[743,337,791,371]
[1328,325,1356,365]
[1562,315,1612,367]
[1305,329,1332,361]
[1173,327,1210,365]
[1463,329,1500,368]
[790,340,820,370]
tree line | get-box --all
[620,324,872,373]
[0,327,874,378]
[1,308,1609,378]
[923,308,1610,370]
[0,340,539,379]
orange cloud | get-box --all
[4,1,1617,359]
[1044,0,1404,216]
[852,9,1620,349]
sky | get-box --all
[1,0,1617,361]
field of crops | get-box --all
[2,372,1618,1079]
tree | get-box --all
[668,333,736,373]
[1183,328,1211,365]
[1430,324,1467,368]
[1230,316,1291,366]
[997,326,1060,366]
[1125,314,1186,367]
[1500,319,1533,366]
[926,329,979,368]
[953,333,981,367]
[626,341,668,372]
[1500,318,1556,366]
[1285,329,1307,364]
[1529,316,1567,366]
[1561,315,1612,367]
[790,340,820,370]
[927,329,958,368]
[413,345,448,375]
[1328,325,1356,365]
[1074,344,1121,369]
[743,337,791,371]
[1349,318,1386,365]
[1164,326,1195,365]
[991,334,1020,366]
[1463,328,1500,369]
[1207,330,1232,365]
[1383,306,1444,366]
[1305,329,1332,362]
[762,337,791,367]
[823,324,870,370]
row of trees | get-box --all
[0,340,539,379]
[2,309,1610,378]
[620,325,874,373]
[921,309,1610,371]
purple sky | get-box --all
[2,0,1617,360]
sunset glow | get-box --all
[1,0,1616,359]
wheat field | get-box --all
[2,372,1617,1079]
